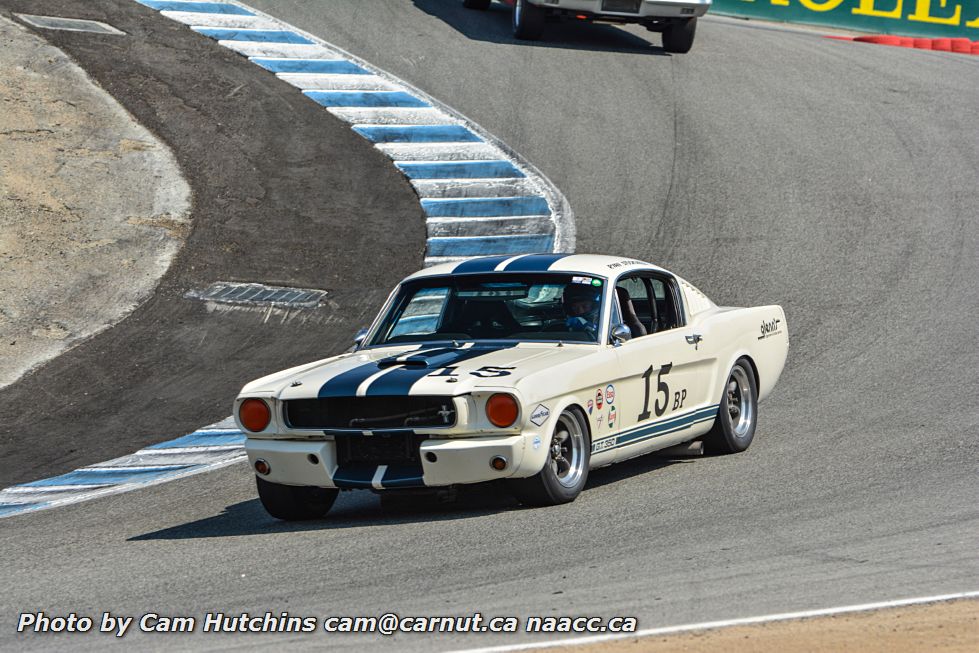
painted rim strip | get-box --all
[0,418,245,518]
[135,0,575,265]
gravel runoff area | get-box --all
[539,598,978,653]
[0,15,190,388]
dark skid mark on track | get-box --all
[411,0,668,55]
[0,0,426,487]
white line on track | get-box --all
[445,591,979,653]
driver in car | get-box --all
[563,283,601,336]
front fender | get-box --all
[512,394,593,478]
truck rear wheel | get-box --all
[513,0,545,40]
[663,18,697,54]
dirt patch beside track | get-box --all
[544,599,978,653]
[0,16,190,389]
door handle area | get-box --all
[685,334,703,349]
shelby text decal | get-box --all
[758,317,782,340]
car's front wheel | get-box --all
[662,18,697,54]
[512,0,545,40]
[509,407,590,506]
[256,477,338,520]
[704,358,758,454]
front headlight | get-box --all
[239,398,271,432]
[485,393,519,428]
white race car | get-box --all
[463,0,711,53]
[235,254,788,520]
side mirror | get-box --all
[610,324,631,346]
[353,327,369,350]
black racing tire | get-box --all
[256,476,338,520]
[662,18,697,54]
[512,0,545,40]
[509,407,590,506]
[703,358,758,455]
[463,0,492,9]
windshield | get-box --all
[369,273,607,345]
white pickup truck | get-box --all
[463,0,712,53]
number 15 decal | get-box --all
[638,363,673,421]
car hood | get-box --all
[241,342,593,400]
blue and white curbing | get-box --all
[136,0,575,265]
[0,0,577,518]
[0,419,245,518]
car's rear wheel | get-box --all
[662,17,697,54]
[256,476,338,520]
[463,0,492,9]
[512,0,545,40]
[703,359,757,454]
[509,407,589,506]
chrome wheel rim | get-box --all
[726,366,754,438]
[514,0,523,27]
[550,412,585,488]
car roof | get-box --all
[404,253,670,281]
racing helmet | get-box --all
[563,283,602,324]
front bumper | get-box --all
[245,433,546,490]
[533,0,711,20]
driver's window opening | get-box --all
[371,274,607,345]
[614,275,681,337]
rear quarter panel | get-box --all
[694,305,788,403]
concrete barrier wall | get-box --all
[711,0,979,39]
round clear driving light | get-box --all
[490,456,508,471]
[254,459,271,475]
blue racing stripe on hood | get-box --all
[317,348,455,397]
[502,253,571,271]
[365,344,517,396]
[317,362,387,398]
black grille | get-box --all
[602,0,642,12]
[284,396,456,430]
[336,433,425,465]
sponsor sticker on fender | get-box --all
[608,405,616,428]
[596,389,603,410]
[605,384,615,405]
[587,399,594,414]
[530,404,550,427]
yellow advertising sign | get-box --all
[713,0,979,37]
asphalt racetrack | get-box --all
[3,1,978,651]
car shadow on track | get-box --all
[412,0,668,55]
[585,452,693,489]
[130,454,692,540]
[128,481,520,539]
